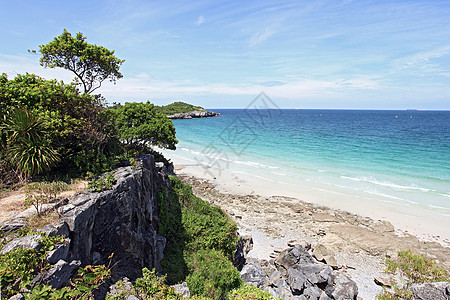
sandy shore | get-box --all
[174,164,450,299]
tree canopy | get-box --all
[38,29,125,94]
[155,101,204,115]
[105,101,178,154]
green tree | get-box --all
[106,101,178,155]
[37,29,125,94]
[0,73,120,178]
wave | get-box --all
[340,176,431,192]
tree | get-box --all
[38,29,125,94]
[105,101,178,155]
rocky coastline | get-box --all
[166,110,220,119]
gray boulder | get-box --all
[172,282,190,298]
[240,259,266,288]
[331,274,358,300]
[234,235,253,270]
[33,259,81,289]
[0,234,42,254]
[46,239,70,264]
[412,282,450,300]
[275,245,314,275]
[287,268,308,294]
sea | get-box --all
[159,109,450,218]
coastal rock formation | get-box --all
[240,244,358,299]
[167,110,220,119]
[1,155,171,287]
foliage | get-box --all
[37,29,125,94]
[105,101,178,154]
[24,263,111,300]
[227,284,276,300]
[377,249,449,300]
[0,73,120,179]
[157,175,239,299]
[88,173,116,192]
[156,101,204,115]
[2,108,59,181]
[0,233,65,298]
[135,268,183,299]
[186,249,241,300]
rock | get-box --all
[126,296,139,300]
[267,271,292,299]
[38,221,70,237]
[374,275,392,288]
[59,154,169,280]
[34,260,81,289]
[172,282,190,298]
[0,234,42,254]
[108,277,135,298]
[369,220,395,233]
[311,212,338,223]
[319,291,332,300]
[47,239,70,264]
[167,110,220,119]
[0,222,25,233]
[275,245,314,275]
[302,285,322,299]
[312,244,336,261]
[287,268,308,294]
[412,282,450,300]
[234,235,253,270]
[240,259,266,288]
[8,294,24,300]
[332,274,358,300]
[298,264,321,284]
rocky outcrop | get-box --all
[167,110,220,119]
[1,155,171,287]
[412,282,450,300]
[240,244,358,300]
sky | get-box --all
[1,0,450,109]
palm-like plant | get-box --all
[4,109,59,180]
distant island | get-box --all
[157,101,220,119]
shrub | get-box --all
[157,176,238,288]
[88,173,116,192]
[377,249,449,299]
[227,284,276,300]
[186,249,241,300]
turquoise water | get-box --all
[162,109,450,215]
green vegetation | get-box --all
[156,101,204,115]
[228,284,276,300]
[87,173,116,192]
[105,101,178,154]
[157,176,241,299]
[377,249,449,300]
[37,29,125,94]
[0,229,111,299]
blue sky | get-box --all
[1,0,450,109]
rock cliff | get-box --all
[167,110,220,119]
[1,155,171,287]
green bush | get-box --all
[186,249,241,300]
[377,249,449,299]
[227,284,275,300]
[88,173,116,192]
[157,175,239,298]
[0,233,64,298]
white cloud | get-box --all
[195,15,205,26]
[393,45,450,77]
[248,25,278,48]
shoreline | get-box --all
[171,160,450,248]
[174,164,450,299]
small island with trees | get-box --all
[157,101,220,119]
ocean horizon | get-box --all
[159,109,450,220]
